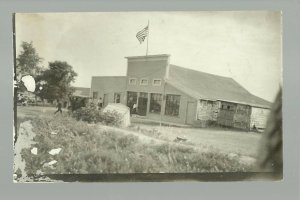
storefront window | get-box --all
[150,93,162,113]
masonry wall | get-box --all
[250,107,270,129]
[233,104,251,130]
[217,101,237,127]
[195,100,220,127]
[196,100,220,121]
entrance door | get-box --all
[127,91,138,114]
[138,98,147,116]
[186,102,195,124]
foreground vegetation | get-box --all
[18,115,253,176]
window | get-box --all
[227,105,230,110]
[114,93,121,103]
[129,78,137,85]
[139,92,148,98]
[165,95,180,116]
[92,92,98,99]
[153,79,162,86]
[140,79,148,85]
[149,93,162,113]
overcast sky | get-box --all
[15,11,282,102]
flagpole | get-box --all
[146,20,149,56]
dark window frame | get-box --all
[149,93,162,114]
[152,79,162,86]
[140,78,148,86]
[114,93,121,103]
[165,94,180,117]
[129,78,137,85]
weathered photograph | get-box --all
[13,11,282,182]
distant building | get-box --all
[72,87,91,98]
[91,54,271,131]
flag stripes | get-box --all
[136,26,149,44]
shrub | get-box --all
[71,105,122,126]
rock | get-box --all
[48,148,62,155]
[31,147,38,155]
[48,160,57,165]
[43,160,57,168]
[174,136,187,142]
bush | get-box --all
[71,105,122,126]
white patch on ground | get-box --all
[43,160,57,170]
[14,120,36,181]
[31,147,38,155]
[49,148,62,155]
[21,75,36,92]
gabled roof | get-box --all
[167,65,272,108]
[72,87,90,97]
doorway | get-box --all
[186,102,195,124]
[138,92,148,116]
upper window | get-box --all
[152,79,162,86]
[165,94,180,116]
[140,78,148,85]
[149,93,162,114]
[129,78,137,85]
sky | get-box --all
[15,11,282,102]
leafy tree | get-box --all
[36,61,77,102]
[16,41,43,79]
[15,41,43,93]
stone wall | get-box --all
[250,107,271,129]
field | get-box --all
[14,106,262,181]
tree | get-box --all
[36,61,77,102]
[16,41,43,79]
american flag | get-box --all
[136,25,149,44]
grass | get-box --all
[17,115,253,176]
[129,122,262,158]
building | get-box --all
[72,87,91,98]
[91,54,271,130]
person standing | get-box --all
[98,97,103,110]
[132,103,137,114]
[54,100,62,114]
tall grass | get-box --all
[20,116,252,175]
